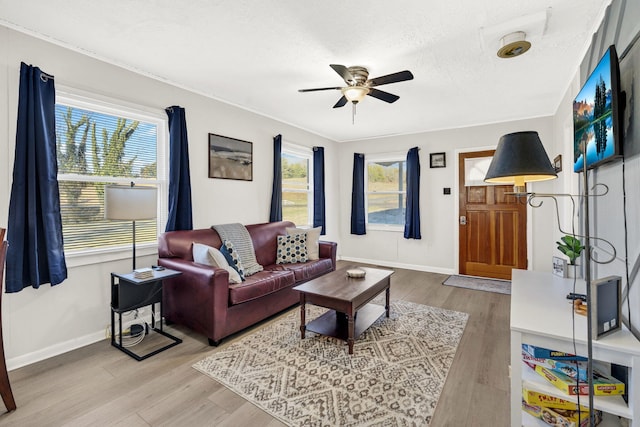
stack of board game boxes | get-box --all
[521,344,626,426]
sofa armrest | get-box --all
[318,241,337,271]
[157,258,230,340]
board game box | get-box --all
[533,363,625,396]
[522,350,588,382]
[522,398,601,427]
[523,344,588,361]
[522,385,590,411]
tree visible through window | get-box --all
[55,95,164,253]
[281,147,313,227]
[367,158,406,227]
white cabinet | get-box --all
[511,269,640,426]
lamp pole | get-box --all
[582,151,595,426]
[132,219,136,271]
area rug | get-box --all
[442,275,511,295]
[193,300,468,426]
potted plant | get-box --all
[556,235,584,277]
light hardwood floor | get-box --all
[0,262,511,426]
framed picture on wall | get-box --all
[208,133,253,181]
[430,152,446,168]
[554,155,563,173]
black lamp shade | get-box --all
[484,131,557,188]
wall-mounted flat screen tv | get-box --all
[573,45,622,172]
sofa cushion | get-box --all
[276,234,308,264]
[274,258,334,282]
[286,226,321,260]
[228,270,296,305]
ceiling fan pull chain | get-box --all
[352,102,356,124]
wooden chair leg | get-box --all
[0,333,16,412]
[0,236,15,412]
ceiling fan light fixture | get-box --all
[342,86,370,102]
[497,31,531,58]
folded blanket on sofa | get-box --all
[212,223,264,276]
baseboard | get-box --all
[7,313,154,371]
[7,330,105,371]
[339,256,454,275]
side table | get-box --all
[111,268,182,361]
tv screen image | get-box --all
[573,45,622,172]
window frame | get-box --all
[55,87,168,267]
[365,152,407,232]
[281,142,314,228]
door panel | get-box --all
[459,151,527,280]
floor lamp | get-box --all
[104,183,157,270]
[484,131,598,426]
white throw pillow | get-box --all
[192,242,242,284]
[192,242,214,265]
[286,226,321,260]
[207,246,229,269]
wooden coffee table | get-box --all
[293,266,394,354]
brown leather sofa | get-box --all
[157,221,337,345]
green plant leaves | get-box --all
[556,235,585,265]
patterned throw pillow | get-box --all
[286,226,321,260]
[220,240,246,280]
[276,233,308,264]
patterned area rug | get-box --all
[442,275,511,295]
[193,300,468,426]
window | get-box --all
[281,144,313,227]
[366,156,406,228]
[55,91,166,254]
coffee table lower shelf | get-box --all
[305,304,386,342]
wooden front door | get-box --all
[458,150,527,280]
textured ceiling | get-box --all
[0,0,610,142]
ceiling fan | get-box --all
[299,64,414,121]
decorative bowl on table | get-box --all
[346,268,366,278]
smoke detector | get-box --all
[497,31,531,58]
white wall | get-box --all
[337,117,557,274]
[0,26,338,369]
[555,0,640,339]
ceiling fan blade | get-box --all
[330,64,355,84]
[367,88,400,103]
[368,70,414,87]
[333,96,348,108]
[298,87,342,92]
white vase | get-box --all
[567,264,581,279]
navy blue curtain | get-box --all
[313,146,326,234]
[269,134,283,222]
[6,63,67,293]
[165,106,193,231]
[404,147,421,239]
[350,153,366,235]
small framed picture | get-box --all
[552,256,567,278]
[553,155,562,173]
[430,152,446,168]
